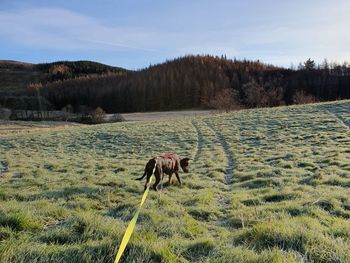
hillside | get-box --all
[0,60,43,94]
[1,101,350,262]
[37,56,285,112]
[34,56,350,113]
[1,56,350,114]
[0,60,127,94]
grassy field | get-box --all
[1,101,350,262]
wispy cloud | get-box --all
[0,7,243,56]
[77,39,157,52]
[0,7,160,52]
[0,2,349,67]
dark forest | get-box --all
[2,56,350,113]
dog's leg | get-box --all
[175,172,182,185]
[144,177,150,191]
[144,172,152,191]
[160,173,164,190]
[168,174,173,185]
[153,166,162,191]
[153,175,160,191]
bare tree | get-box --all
[209,88,241,112]
[243,79,268,107]
[243,77,286,107]
[293,90,316,104]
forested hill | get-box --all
[37,56,281,112]
[1,56,350,113]
[0,60,127,94]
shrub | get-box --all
[293,90,317,105]
[90,107,106,123]
[207,88,241,112]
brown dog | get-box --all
[136,153,190,191]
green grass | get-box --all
[1,100,350,262]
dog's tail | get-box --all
[135,171,147,181]
[135,158,157,181]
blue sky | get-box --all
[0,0,349,69]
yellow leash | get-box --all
[114,162,156,263]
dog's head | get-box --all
[180,157,190,173]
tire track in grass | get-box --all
[326,103,350,128]
[190,119,242,232]
[204,120,235,185]
[191,120,204,162]
[189,119,234,231]
[202,119,238,231]
[328,111,350,128]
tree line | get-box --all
[24,55,350,113]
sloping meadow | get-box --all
[1,101,350,262]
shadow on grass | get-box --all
[183,239,215,261]
[0,211,42,231]
[106,203,135,222]
[188,208,218,222]
[26,187,100,200]
[263,193,299,203]
[239,178,281,189]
